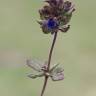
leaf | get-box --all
[51,72,64,81]
[50,65,64,81]
[28,72,44,79]
[26,59,44,72]
[50,64,64,74]
[50,63,59,72]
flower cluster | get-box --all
[38,0,75,34]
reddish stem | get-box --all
[40,76,48,96]
[47,32,58,70]
[40,32,58,96]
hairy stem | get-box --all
[40,32,58,96]
[47,32,58,70]
[40,76,48,96]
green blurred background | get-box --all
[0,0,96,96]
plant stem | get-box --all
[47,32,58,70]
[40,32,58,96]
[40,76,48,96]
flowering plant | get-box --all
[27,0,75,96]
